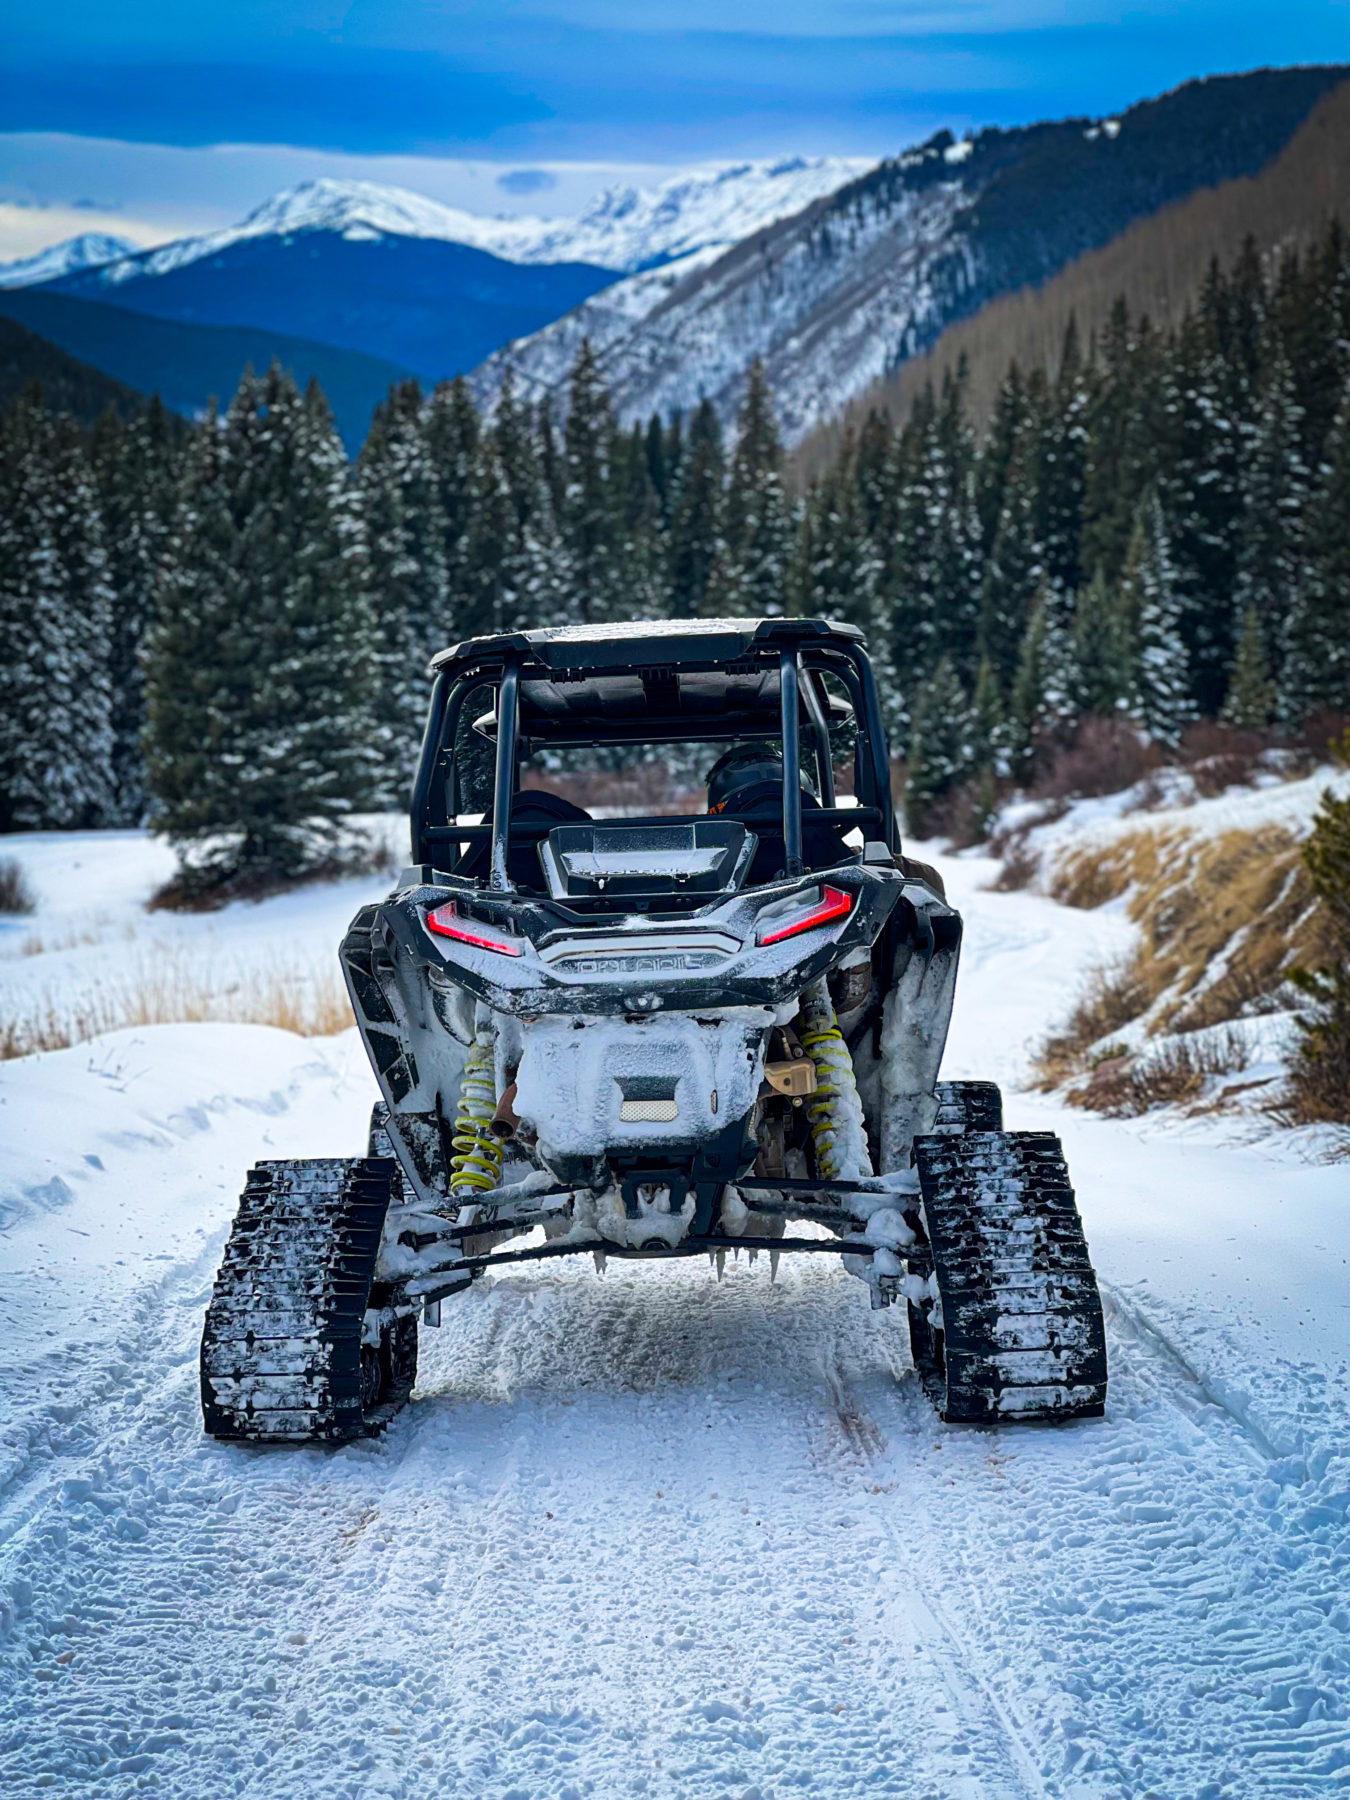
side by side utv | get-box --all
[201,618,1107,1441]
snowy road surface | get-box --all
[1,847,1347,1799]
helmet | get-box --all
[706,743,814,814]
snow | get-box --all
[472,178,972,443]
[1005,763,1350,870]
[0,234,139,289]
[71,159,874,295]
[2,820,1348,1796]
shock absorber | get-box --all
[798,979,873,1182]
[450,1025,504,1195]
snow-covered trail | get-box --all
[2,856,1347,1799]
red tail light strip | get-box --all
[756,885,852,947]
[425,901,525,956]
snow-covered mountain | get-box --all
[48,160,872,292]
[471,65,1350,444]
[33,159,873,397]
[0,233,138,289]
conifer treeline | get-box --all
[0,223,1347,867]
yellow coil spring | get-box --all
[799,987,871,1182]
[450,1030,503,1194]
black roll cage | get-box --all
[409,629,897,884]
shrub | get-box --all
[1076,1027,1251,1116]
[1034,960,1152,1087]
[0,857,36,915]
[1287,749,1350,1125]
[1031,715,1162,802]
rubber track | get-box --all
[913,1131,1108,1425]
[932,1080,1004,1134]
[200,1157,398,1443]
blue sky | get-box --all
[1,1,1346,256]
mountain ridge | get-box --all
[470,63,1350,444]
[0,288,411,451]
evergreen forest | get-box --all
[1,222,1348,876]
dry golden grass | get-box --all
[1034,818,1336,1101]
[1,954,354,1061]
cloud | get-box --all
[497,168,559,195]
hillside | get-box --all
[0,315,155,424]
[31,163,869,385]
[0,289,411,452]
[50,231,616,386]
[470,64,1348,441]
[797,75,1350,467]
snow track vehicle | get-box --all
[201,618,1107,1441]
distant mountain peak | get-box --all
[0,234,140,289]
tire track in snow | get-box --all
[816,1351,1053,1800]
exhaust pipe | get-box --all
[490,1081,520,1139]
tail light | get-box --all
[424,901,524,957]
[756,884,852,946]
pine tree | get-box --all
[796,456,879,634]
[1156,311,1244,715]
[1079,302,1164,587]
[424,375,479,627]
[1032,318,1089,597]
[357,379,449,799]
[704,359,794,617]
[0,394,116,831]
[1070,567,1131,718]
[1232,349,1307,682]
[144,367,379,887]
[1008,587,1076,780]
[668,399,724,616]
[974,364,1027,558]
[1281,385,1350,721]
[1220,604,1276,728]
[560,340,622,622]
[904,655,973,837]
[969,655,1009,778]
[1122,490,1194,746]
[977,426,1043,694]
[89,396,177,823]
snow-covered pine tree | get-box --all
[1070,567,1131,718]
[904,654,974,836]
[704,359,794,618]
[613,419,669,619]
[0,393,116,832]
[974,363,1027,558]
[89,396,178,824]
[1220,604,1276,728]
[1270,225,1350,477]
[668,399,724,617]
[144,367,379,889]
[1281,384,1350,722]
[930,364,983,683]
[796,455,879,635]
[1079,302,1164,588]
[1231,349,1307,684]
[357,379,449,801]
[560,340,622,623]
[1122,489,1194,746]
[1008,585,1075,780]
[1032,318,1089,599]
[977,419,1043,693]
[423,375,480,629]
[1156,306,1244,716]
